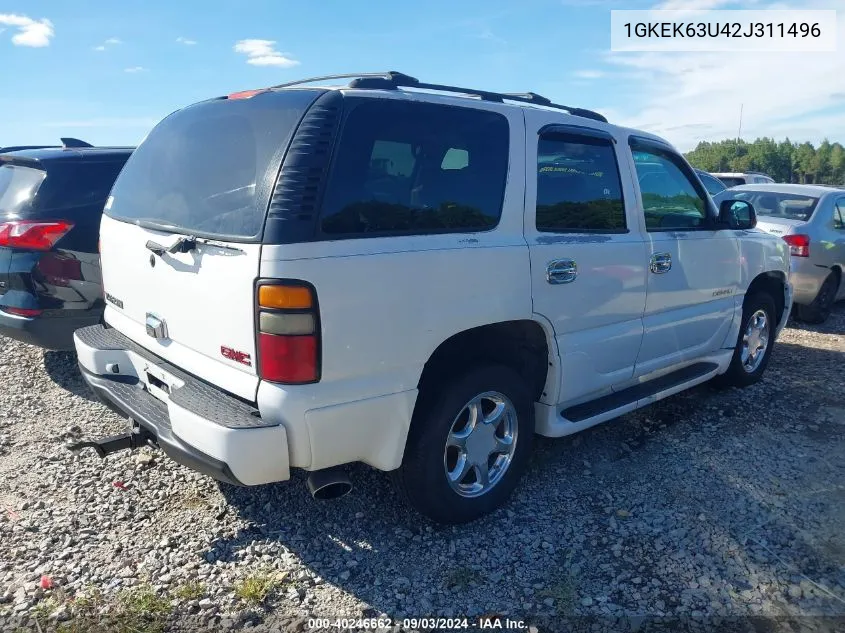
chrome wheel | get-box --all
[741,309,769,373]
[443,391,518,498]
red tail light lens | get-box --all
[1,306,43,317]
[783,234,810,257]
[258,333,318,383]
[0,220,74,251]
[256,282,320,384]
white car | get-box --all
[712,172,776,187]
[71,72,792,523]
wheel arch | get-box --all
[416,318,558,407]
[746,270,788,325]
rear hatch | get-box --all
[100,88,323,401]
[0,158,47,298]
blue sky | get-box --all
[1,0,842,151]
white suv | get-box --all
[72,72,792,523]
[712,172,776,188]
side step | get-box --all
[562,362,718,423]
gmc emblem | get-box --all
[221,346,252,367]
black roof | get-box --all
[0,146,134,164]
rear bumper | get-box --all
[74,325,290,486]
[789,258,829,305]
[0,308,102,350]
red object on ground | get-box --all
[112,481,127,490]
[39,575,54,589]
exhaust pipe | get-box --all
[306,468,352,500]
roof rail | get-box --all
[270,71,608,123]
[0,144,58,154]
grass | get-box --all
[538,548,580,616]
[444,566,477,591]
[234,570,285,606]
[173,581,205,601]
[53,585,172,633]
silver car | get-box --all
[714,184,845,323]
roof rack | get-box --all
[270,71,608,123]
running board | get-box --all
[562,362,719,423]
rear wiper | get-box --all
[145,235,244,256]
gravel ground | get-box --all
[1,306,844,632]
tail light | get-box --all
[256,282,320,384]
[783,234,810,257]
[0,307,42,317]
[0,220,74,250]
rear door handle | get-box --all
[546,259,577,284]
[650,252,672,274]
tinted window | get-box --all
[714,190,819,221]
[536,133,626,232]
[632,148,709,230]
[698,172,726,196]
[319,99,509,236]
[0,164,45,217]
[719,176,746,188]
[106,90,321,240]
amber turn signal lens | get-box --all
[258,285,313,309]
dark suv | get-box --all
[0,139,133,350]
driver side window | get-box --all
[631,146,709,231]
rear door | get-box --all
[525,111,648,405]
[628,137,739,378]
[100,89,322,401]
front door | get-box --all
[627,137,740,378]
[525,111,648,405]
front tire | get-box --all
[393,365,534,524]
[714,292,776,388]
[795,271,838,324]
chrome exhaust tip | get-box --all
[306,468,352,500]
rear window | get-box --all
[715,190,819,221]
[318,99,509,237]
[719,176,746,188]
[0,163,45,217]
[105,89,321,240]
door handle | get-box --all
[546,259,577,284]
[650,252,672,274]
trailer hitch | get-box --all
[66,426,148,458]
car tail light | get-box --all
[0,220,74,251]
[1,306,42,317]
[783,234,810,257]
[256,282,320,384]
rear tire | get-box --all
[795,271,838,324]
[393,365,534,524]
[714,292,776,388]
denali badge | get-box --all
[221,346,252,367]
[145,313,168,340]
[105,292,124,309]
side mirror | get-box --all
[719,199,757,230]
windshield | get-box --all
[0,163,46,218]
[105,89,321,241]
[718,176,746,188]
[714,190,819,221]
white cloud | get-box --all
[233,39,299,67]
[176,36,197,45]
[93,37,121,51]
[605,0,845,150]
[124,66,148,73]
[104,37,122,45]
[0,13,54,47]
[574,69,605,79]
[93,45,106,52]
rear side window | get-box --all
[536,132,626,232]
[106,90,321,240]
[698,172,726,196]
[0,164,45,217]
[319,99,509,237]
